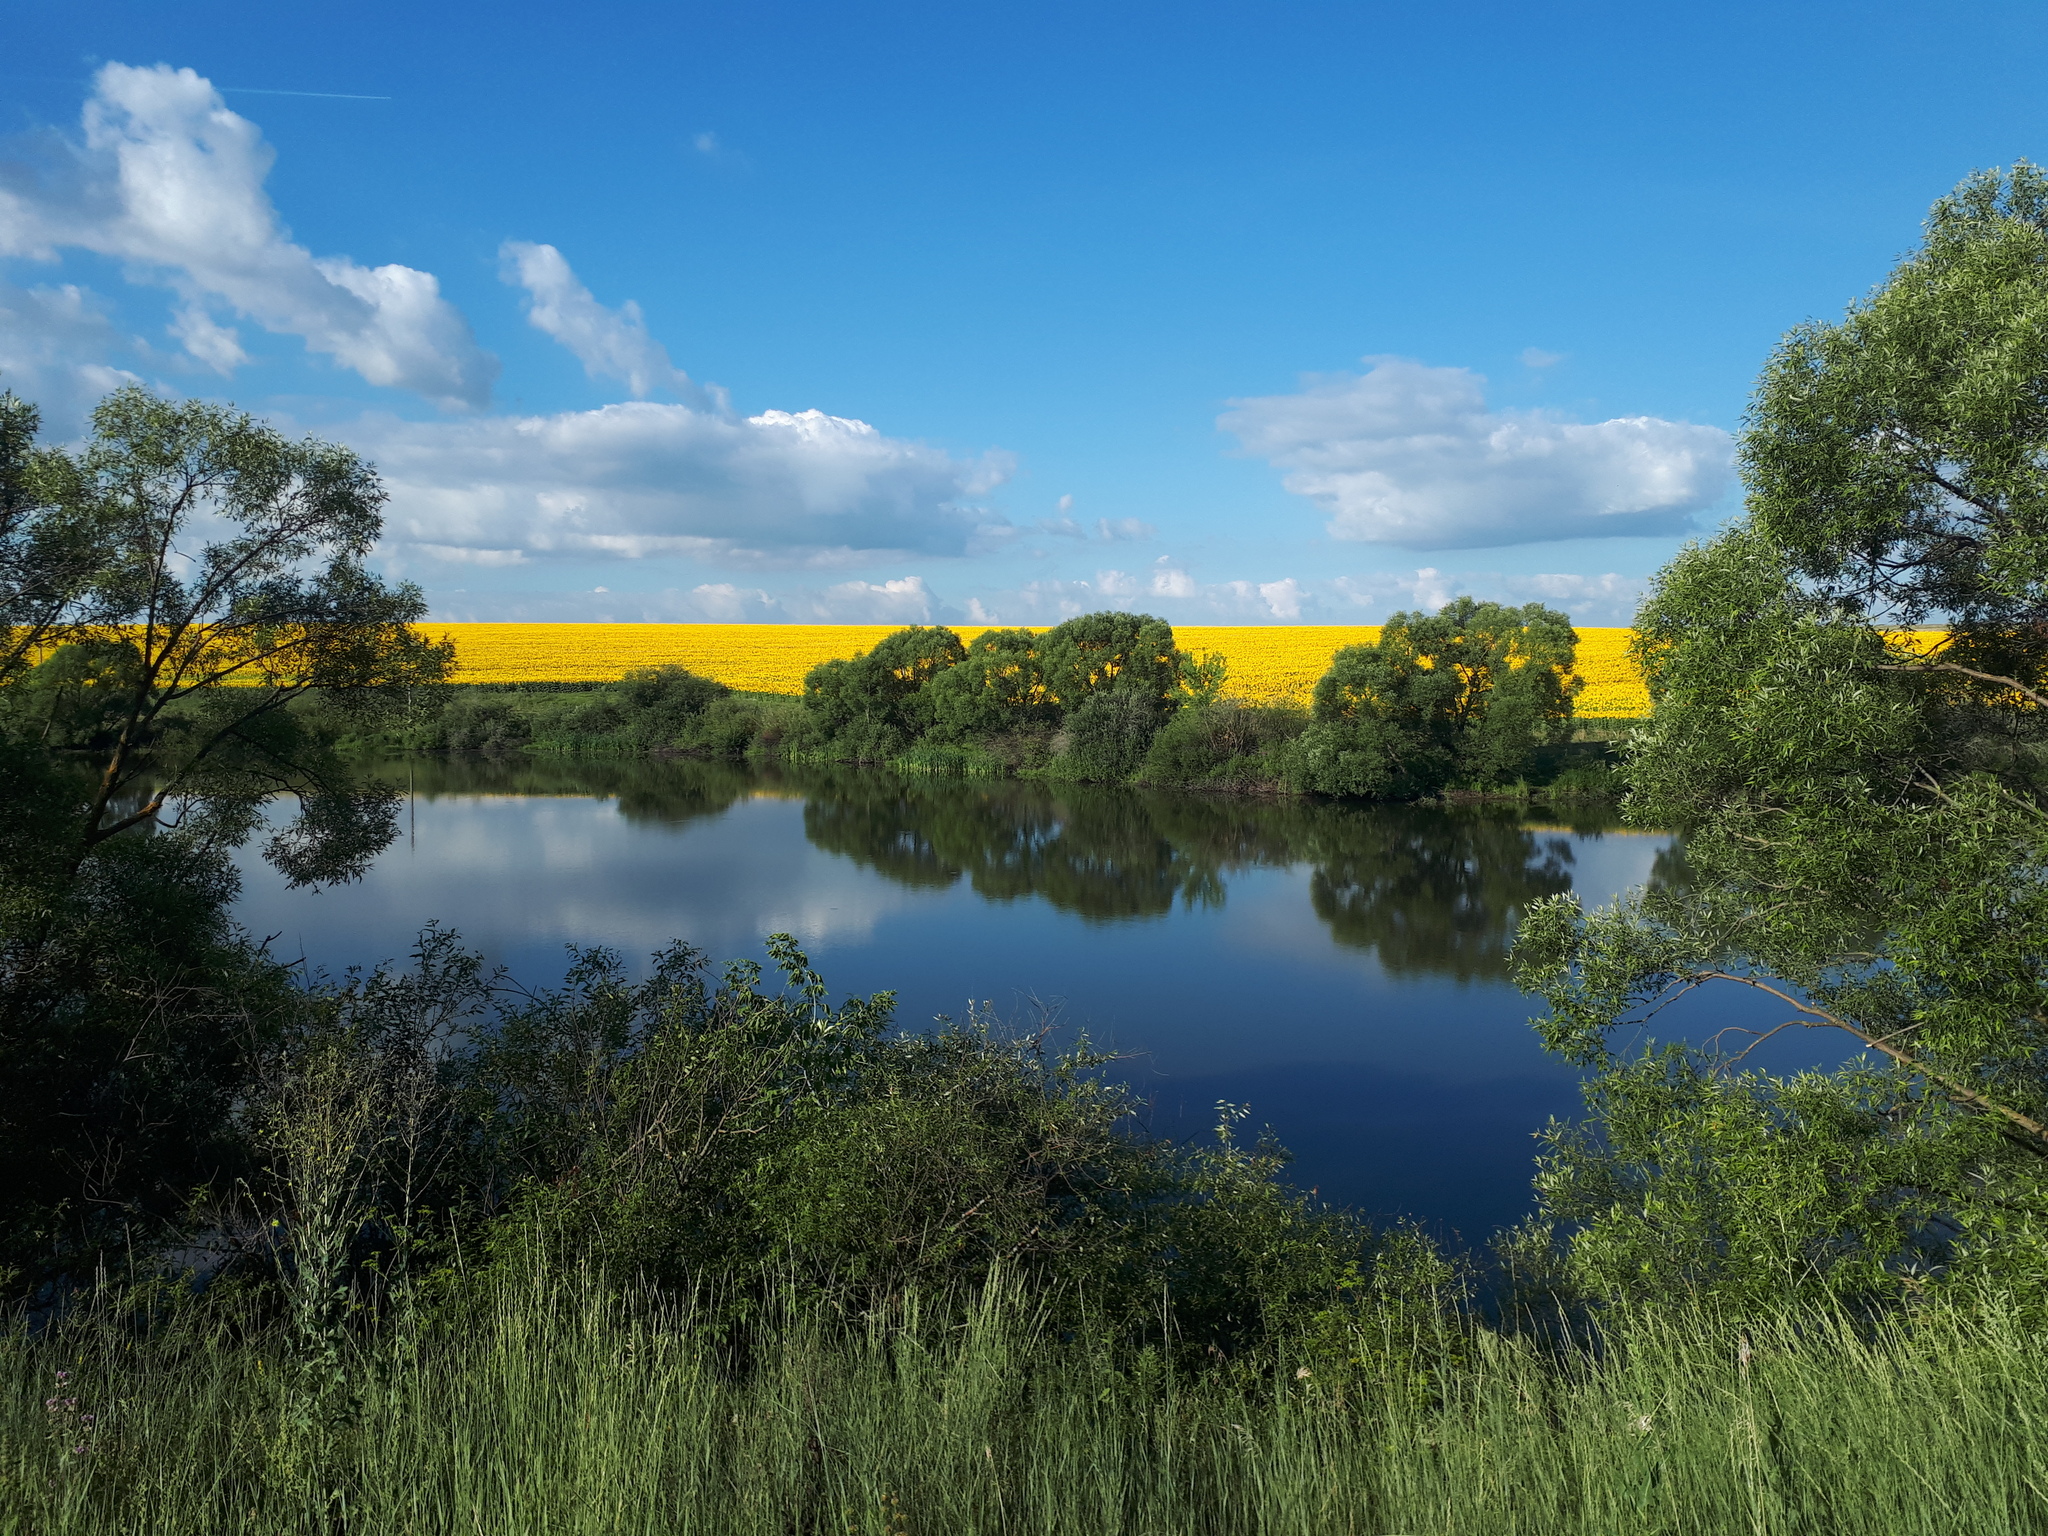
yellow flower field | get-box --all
[420,622,1657,717]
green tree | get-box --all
[1036,611,1182,710]
[1513,166,2048,1308]
[924,627,1051,738]
[1289,598,1580,799]
[0,386,450,1274]
[0,389,105,685]
[801,624,966,757]
[14,386,452,880]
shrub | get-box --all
[441,694,533,753]
[610,665,729,745]
[674,694,763,755]
[1050,688,1165,782]
[1138,701,1308,788]
[441,934,1377,1347]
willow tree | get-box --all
[0,385,449,1270]
[1514,166,2048,1308]
[1289,598,1581,799]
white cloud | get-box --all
[1520,347,1564,369]
[791,575,939,623]
[359,400,1012,569]
[0,279,141,427]
[419,576,940,624]
[1257,577,1305,620]
[1220,355,1731,548]
[960,563,1647,628]
[168,303,246,373]
[1025,504,1152,543]
[500,241,717,406]
[1149,558,1195,599]
[1331,567,1648,625]
[686,582,778,621]
[0,63,495,406]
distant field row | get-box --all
[418,623,1656,718]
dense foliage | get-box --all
[1289,598,1582,798]
[1514,165,2048,1311]
[781,601,1585,795]
[0,387,446,1276]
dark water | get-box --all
[235,757,1691,1243]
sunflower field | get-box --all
[419,622,1659,716]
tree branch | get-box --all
[1688,971,2048,1149]
[1875,659,2048,710]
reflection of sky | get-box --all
[234,788,1815,1243]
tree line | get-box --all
[361,597,1608,800]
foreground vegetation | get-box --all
[8,1277,2045,1536]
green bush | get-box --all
[1047,688,1165,782]
[802,625,966,748]
[1138,700,1308,789]
[673,694,764,755]
[440,693,533,753]
[193,926,1393,1358]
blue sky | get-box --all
[3,0,2045,625]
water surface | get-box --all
[238,757,1684,1241]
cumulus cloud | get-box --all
[0,63,495,406]
[1220,355,1731,548]
[789,576,940,623]
[1330,568,1648,625]
[1148,558,1196,599]
[500,241,718,406]
[419,576,947,624]
[0,278,141,428]
[359,401,1012,569]
[958,562,1647,628]
[1256,577,1305,619]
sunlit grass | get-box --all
[5,1279,2041,1534]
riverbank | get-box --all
[334,683,1628,806]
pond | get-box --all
[235,756,1686,1244]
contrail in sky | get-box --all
[219,88,392,100]
[0,74,393,101]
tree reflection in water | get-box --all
[1306,809,1575,983]
[373,757,1632,980]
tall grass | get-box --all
[3,1277,2042,1535]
